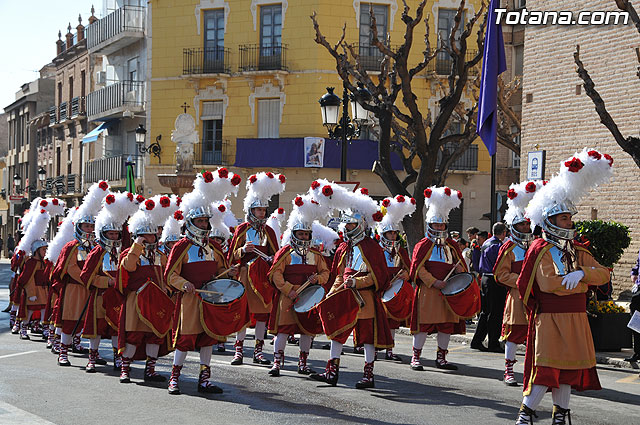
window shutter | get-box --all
[258,98,280,138]
[201,101,223,120]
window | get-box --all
[203,9,225,72]
[515,0,526,9]
[201,101,224,164]
[260,4,282,61]
[437,8,465,74]
[56,147,61,176]
[358,3,389,70]
[67,144,72,175]
[69,76,73,102]
[128,57,138,82]
[511,128,521,168]
[57,82,62,106]
[81,70,86,98]
[513,44,523,76]
[257,98,280,138]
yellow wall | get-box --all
[148,0,489,219]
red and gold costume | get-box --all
[268,245,329,336]
[228,221,279,321]
[381,245,412,329]
[16,257,48,319]
[517,238,609,394]
[52,240,91,335]
[494,238,529,344]
[409,238,468,335]
[324,237,392,348]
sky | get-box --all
[0,0,99,110]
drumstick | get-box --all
[285,274,318,312]
[213,267,233,280]
[195,289,223,296]
[442,259,462,283]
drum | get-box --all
[135,282,174,337]
[198,279,249,338]
[440,272,481,319]
[318,288,360,339]
[294,285,326,313]
[382,278,413,321]
[199,279,245,304]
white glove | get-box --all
[632,283,640,295]
[561,270,585,290]
[28,296,37,302]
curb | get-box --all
[396,326,639,373]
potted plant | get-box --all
[575,220,632,351]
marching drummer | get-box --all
[228,172,286,366]
[80,192,139,374]
[515,150,612,425]
[409,186,469,371]
[164,169,241,395]
[309,182,391,389]
[116,197,177,384]
[376,195,415,361]
[267,194,332,376]
[51,181,110,366]
[493,180,543,386]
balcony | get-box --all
[437,143,479,171]
[50,174,80,196]
[70,96,86,118]
[87,5,145,55]
[45,177,53,196]
[67,174,78,194]
[428,49,480,76]
[194,139,232,166]
[48,106,59,127]
[239,44,288,72]
[353,43,399,72]
[183,47,231,76]
[84,154,143,185]
[59,101,68,122]
[86,80,144,121]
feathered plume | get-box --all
[75,181,110,222]
[377,195,416,233]
[45,207,78,262]
[221,199,238,229]
[94,192,136,240]
[424,186,462,223]
[16,209,51,255]
[503,180,545,226]
[266,207,286,244]
[243,171,286,212]
[195,168,242,203]
[526,148,613,228]
[160,210,184,243]
[308,180,381,227]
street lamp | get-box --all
[319,81,372,181]
[38,167,46,197]
[13,174,21,194]
[135,124,162,160]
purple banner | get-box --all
[234,138,402,170]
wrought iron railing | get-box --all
[87,5,145,50]
[59,101,68,122]
[353,42,398,72]
[239,44,288,72]
[183,47,231,75]
[84,154,143,184]
[86,80,144,118]
[67,174,78,194]
[437,143,478,171]
[428,49,480,76]
[70,96,85,118]
[48,106,58,126]
[194,139,231,166]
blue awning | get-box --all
[82,120,114,143]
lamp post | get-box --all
[135,124,162,160]
[13,174,21,195]
[38,167,46,197]
[319,81,372,181]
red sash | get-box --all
[247,245,276,307]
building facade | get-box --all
[84,0,147,191]
[148,0,495,234]
[520,0,638,296]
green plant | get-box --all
[574,220,631,268]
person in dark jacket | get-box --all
[627,251,640,362]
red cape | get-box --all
[164,237,225,283]
[52,240,82,286]
[493,239,516,276]
[80,245,109,289]
[330,237,389,293]
[409,237,468,281]
[227,222,278,265]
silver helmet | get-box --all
[291,220,312,256]
[98,222,122,251]
[379,222,400,253]
[132,219,158,253]
[542,200,577,243]
[209,228,228,251]
[247,199,269,228]
[185,205,212,245]
[340,210,367,244]
[31,239,48,256]
[75,215,96,244]
[426,213,449,244]
[508,212,535,249]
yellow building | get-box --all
[148,0,492,232]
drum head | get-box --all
[382,278,405,302]
[294,285,325,313]
[441,273,474,296]
[200,279,245,304]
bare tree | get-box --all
[574,1,640,167]
[312,0,519,249]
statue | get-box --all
[171,113,198,175]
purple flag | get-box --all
[476,0,507,157]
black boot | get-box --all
[551,405,571,425]
[309,358,339,386]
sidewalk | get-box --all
[397,322,640,373]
